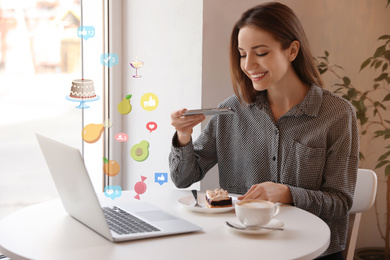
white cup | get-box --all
[235,200,280,227]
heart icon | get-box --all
[146,121,158,133]
[106,189,114,195]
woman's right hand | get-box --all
[171,109,206,147]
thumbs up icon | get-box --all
[144,96,156,107]
[155,172,168,185]
[141,93,159,111]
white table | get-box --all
[0,190,330,260]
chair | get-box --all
[342,169,377,260]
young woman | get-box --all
[169,2,358,259]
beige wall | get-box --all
[201,0,390,250]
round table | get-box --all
[0,190,330,260]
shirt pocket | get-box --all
[281,140,325,190]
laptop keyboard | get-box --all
[102,206,160,235]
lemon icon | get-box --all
[117,94,132,115]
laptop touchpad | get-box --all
[136,211,177,221]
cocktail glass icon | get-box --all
[130,59,144,78]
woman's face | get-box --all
[238,25,294,92]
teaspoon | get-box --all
[226,221,284,231]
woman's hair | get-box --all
[229,2,323,104]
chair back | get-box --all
[349,169,377,214]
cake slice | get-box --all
[205,188,232,208]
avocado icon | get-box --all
[130,140,149,162]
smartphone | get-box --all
[183,107,234,116]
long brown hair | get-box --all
[230,2,323,104]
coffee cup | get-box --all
[235,200,280,227]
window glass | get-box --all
[0,0,85,218]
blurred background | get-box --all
[0,0,82,220]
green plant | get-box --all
[315,33,390,258]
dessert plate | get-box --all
[178,193,237,213]
[225,219,284,235]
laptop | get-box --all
[36,133,202,242]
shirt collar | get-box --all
[252,84,323,117]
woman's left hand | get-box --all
[237,182,293,204]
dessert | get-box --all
[205,188,232,208]
[69,79,96,99]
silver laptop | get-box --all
[36,133,201,242]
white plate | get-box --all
[177,193,237,213]
[225,219,284,235]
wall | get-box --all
[120,0,203,194]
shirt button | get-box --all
[272,156,276,161]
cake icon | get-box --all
[66,79,100,109]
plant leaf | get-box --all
[383,93,390,102]
[375,129,390,137]
[386,165,390,177]
[360,57,372,71]
[103,157,109,164]
[343,77,351,86]
[370,60,377,68]
[318,68,328,74]
[383,63,388,72]
[348,88,357,98]
[375,160,390,169]
[385,50,390,63]
[374,45,386,58]
[374,108,378,116]
[374,73,388,82]
[378,150,390,161]
[359,151,365,161]
[375,60,383,69]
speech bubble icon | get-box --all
[115,133,128,142]
[77,26,95,40]
[155,172,168,186]
[104,185,122,200]
[146,122,157,133]
[100,53,119,68]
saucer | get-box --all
[177,194,237,213]
[225,219,284,234]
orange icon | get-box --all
[103,157,120,177]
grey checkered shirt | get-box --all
[169,84,359,257]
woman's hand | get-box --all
[171,109,206,147]
[238,182,293,204]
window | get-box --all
[0,0,84,218]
